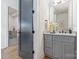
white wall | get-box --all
[68,0,73,29]
[33,0,41,59]
[1,0,19,49]
[39,0,49,58]
[33,0,49,59]
[73,0,77,32]
[68,0,77,32]
[7,0,19,10]
[1,0,8,49]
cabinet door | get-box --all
[63,42,75,59]
[44,35,52,48]
[45,48,53,58]
[52,36,76,59]
[53,40,63,59]
[62,36,76,59]
[45,39,53,48]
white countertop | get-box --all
[44,32,77,37]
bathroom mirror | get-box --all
[49,0,73,32]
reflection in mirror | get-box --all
[8,7,18,47]
[49,0,73,33]
[54,2,69,31]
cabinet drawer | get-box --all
[53,36,62,41]
[62,36,74,43]
[53,36,75,43]
[45,48,53,58]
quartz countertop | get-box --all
[43,32,77,37]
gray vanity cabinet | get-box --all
[44,34,76,59]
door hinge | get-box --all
[32,10,35,14]
[32,30,35,34]
[32,50,35,54]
